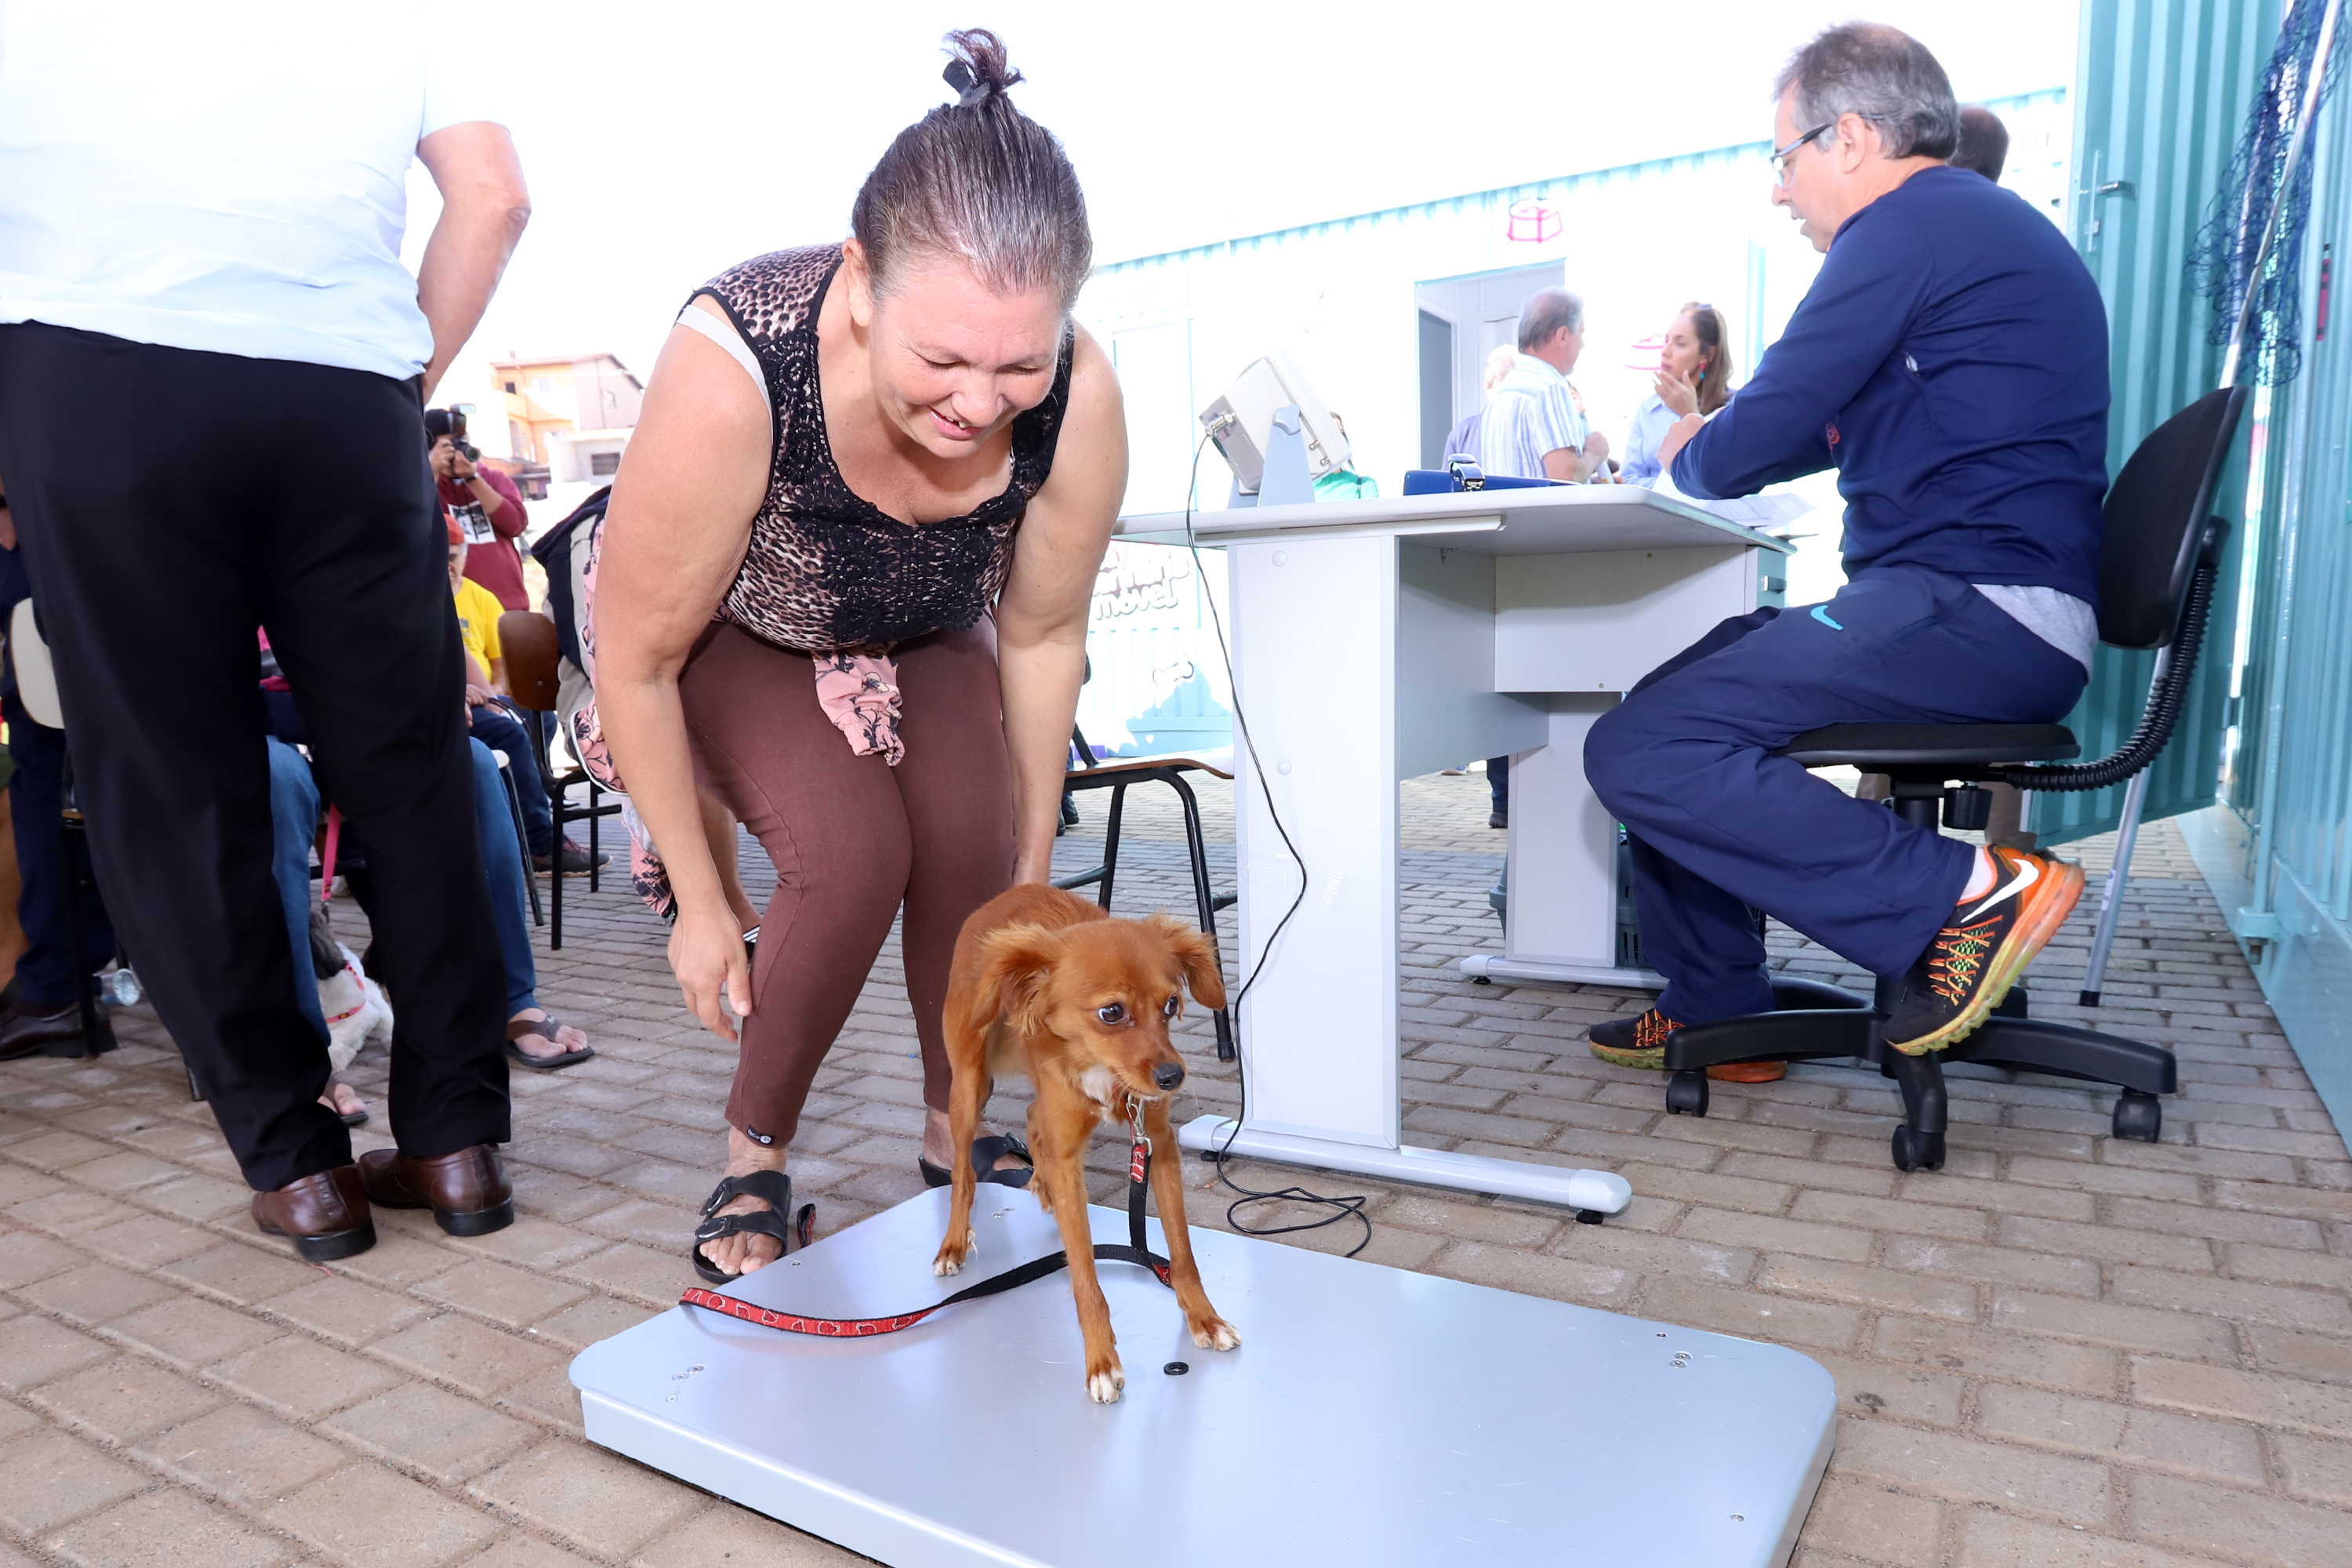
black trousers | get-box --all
[0,323,509,1191]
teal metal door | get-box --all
[2038,0,2281,845]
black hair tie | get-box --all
[942,59,989,107]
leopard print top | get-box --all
[695,244,1073,652]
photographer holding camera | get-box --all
[428,407,529,612]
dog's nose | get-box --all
[1152,1062,1185,1091]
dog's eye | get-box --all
[1162,996,1180,1019]
[1097,1003,1126,1024]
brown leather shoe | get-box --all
[358,1143,514,1236]
[252,1165,376,1262]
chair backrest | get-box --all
[9,600,62,729]
[2096,386,2247,650]
[499,611,562,711]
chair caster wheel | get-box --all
[1472,975,1493,985]
[2112,1090,2161,1143]
[1890,1125,1944,1172]
[1574,1209,1606,1225]
[1664,1070,1709,1118]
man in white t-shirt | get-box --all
[0,5,532,1261]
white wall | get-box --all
[1080,93,2076,608]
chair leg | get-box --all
[1097,783,1128,911]
[1880,1043,1947,1171]
[549,816,564,953]
[500,764,544,927]
[1163,773,1237,1063]
[57,821,115,1057]
[2076,768,2149,1007]
[587,780,602,893]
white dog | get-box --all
[307,910,393,1073]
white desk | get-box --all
[1119,487,1792,1210]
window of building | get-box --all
[503,380,517,394]
[590,452,621,476]
[532,376,554,393]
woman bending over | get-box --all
[590,30,1125,1281]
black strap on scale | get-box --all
[681,1098,1172,1337]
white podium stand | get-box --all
[1120,487,1791,1211]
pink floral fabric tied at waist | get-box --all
[567,521,911,922]
[812,648,905,765]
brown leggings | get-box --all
[677,621,1014,1146]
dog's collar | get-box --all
[321,962,368,1026]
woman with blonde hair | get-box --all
[1623,302,1735,486]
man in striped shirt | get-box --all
[1478,288,1610,483]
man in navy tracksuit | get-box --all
[1583,24,2100,1074]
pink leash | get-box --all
[320,808,342,905]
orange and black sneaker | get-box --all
[1885,847,2085,1056]
[1588,1008,1684,1069]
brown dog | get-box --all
[935,884,1239,1403]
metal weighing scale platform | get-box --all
[570,1188,1836,1567]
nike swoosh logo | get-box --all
[1959,856,2038,923]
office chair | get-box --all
[1655,388,2246,1171]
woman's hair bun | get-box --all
[942,27,1024,105]
[856,25,1090,309]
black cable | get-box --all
[1176,426,1371,1258]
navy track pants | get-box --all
[1583,566,2087,1024]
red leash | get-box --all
[682,1100,1172,1337]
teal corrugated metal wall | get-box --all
[2034,0,2281,847]
[2214,68,2352,1128]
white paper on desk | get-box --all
[1651,470,1816,532]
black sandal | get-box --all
[917,1134,1035,1190]
[691,1169,815,1285]
[504,1011,595,1071]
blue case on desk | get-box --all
[1401,463,1567,496]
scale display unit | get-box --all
[572,1188,1835,1567]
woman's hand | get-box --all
[592,299,769,1036]
[669,898,753,1044]
[1656,412,1706,471]
[1653,367,1699,418]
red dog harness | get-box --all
[680,1097,1173,1337]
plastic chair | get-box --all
[499,610,621,950]
[7,601,130,1070]
[1653,389,2246,1170]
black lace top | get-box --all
[693,244,1073,652]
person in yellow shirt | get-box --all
[446,517,601,876]
[452,527,507,694]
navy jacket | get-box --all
[1672,165,2109,604]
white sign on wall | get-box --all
[1076,541,1233,759]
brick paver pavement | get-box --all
[2,771,2346,1568]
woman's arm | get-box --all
[591,305,769,1040]
[996,326,1126,884]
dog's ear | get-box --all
[1145,914,1228,1010]
[306,907,343,981]
[971,921,1063,1038]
